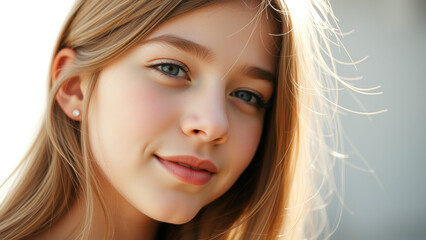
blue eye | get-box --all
[231,90,268,108]
[152,62,189,79]
[159,64,181,76]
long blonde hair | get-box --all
[0,0,346,239]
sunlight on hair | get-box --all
[283,0,309,22]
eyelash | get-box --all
[148,60,271,109]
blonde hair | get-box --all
[0,0,347,239]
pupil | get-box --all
[162,65,178,75]
[238,92,252,102]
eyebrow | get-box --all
[142,34,215,62]
[239,65,276,84]
[142,34,276,83]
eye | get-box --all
[230,90,268,108]
[149,60,189,79]
[158,64,185,77]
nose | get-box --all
[180,93,229,144]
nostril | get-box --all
[193,129,200,134]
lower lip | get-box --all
[156,156,213,186]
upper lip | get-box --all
[155,154,218,173]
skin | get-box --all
[38,1,278,239]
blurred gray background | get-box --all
[328,0,426,239]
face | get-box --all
[87,0,278,224]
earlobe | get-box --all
[51,48,84,121]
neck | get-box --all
[89,183,160,240]
[33,177,159,240]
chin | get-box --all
[153,212,198,225]
[145,203,201,225]
[162,216,195,225]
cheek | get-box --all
[209,113,264,202]
[230,116,263,172]
[87,69,176,169]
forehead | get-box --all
[144,0,280,73]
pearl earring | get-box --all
[72,109,80,117]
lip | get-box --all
[155,154,217,185]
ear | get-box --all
[51,48,84,121]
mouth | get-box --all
[154,154,217,186]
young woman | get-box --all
[0,0,346,239]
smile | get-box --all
[154,154,217,186]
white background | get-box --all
[0,1,74,183]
